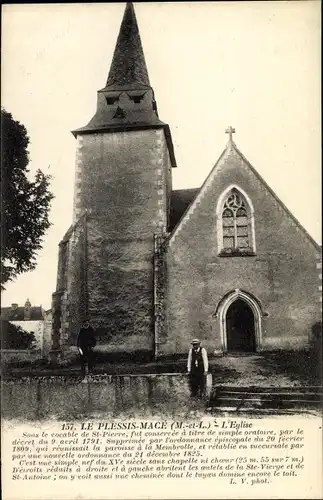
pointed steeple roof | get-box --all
[106,3,150,89]
[72,2,176,167]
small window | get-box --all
[106,96,119,105]
[113,107,126,119]
[128,93,145,103]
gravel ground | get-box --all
[3,350,321,387]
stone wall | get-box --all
[65,219,87,345]
[162,145,321,355]
[1,349,42,365]
[51,216,87,356]
[70,129,172,354]
[2,373,212,420]
[43,313,53,356]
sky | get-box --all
[1,1,321,309]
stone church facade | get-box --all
[51,3,321,360]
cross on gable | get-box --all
[225,126,236,141]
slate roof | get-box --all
[72,3,177,168]
[169,188,200,231]
[106,2,150,89]
[0,306,44,321]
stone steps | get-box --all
[214,391,321,401]
[208,386,323,412]
[210,385,322,393]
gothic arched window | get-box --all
[219,188,256,255]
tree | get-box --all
[0,320,36,349]
[1,109,54,288]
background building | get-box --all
[1,299,52,356]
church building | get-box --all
[51,3,321,360]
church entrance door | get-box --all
[226,298,256,353]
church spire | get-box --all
[72,2,176,167]
[106,2,150,89]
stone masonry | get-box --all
[51,3,321,361]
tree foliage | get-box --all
[1,109,54,287]
[0,319,36,350]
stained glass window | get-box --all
[221,190,250,249]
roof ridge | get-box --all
[230,141,321,251]
[168,141,320,250]
[168,147,228,242]
[172,188,200,193]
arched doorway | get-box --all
[226,298,256,353]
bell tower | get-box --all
[63,2,176,354]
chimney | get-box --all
[24,298,32,320]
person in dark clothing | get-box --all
[187,339,208,397]
[77,321,96,376]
